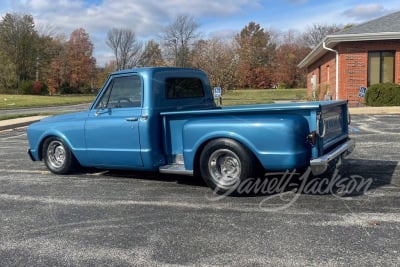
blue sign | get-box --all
[358,86,367,98]
[214,87,222,98]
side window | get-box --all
[96,75,142,109]
[165,78,204,99]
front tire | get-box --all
[42,137,74,174]
[199,138,257,194]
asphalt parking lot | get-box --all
[0,114,399,266]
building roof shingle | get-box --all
[336,11,400,34]
[298,10,400,68]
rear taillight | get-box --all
[307,131,317,146]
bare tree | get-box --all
[35,22,58,38]
[192,37,239,90]
[302,23,341,48]
[106,28,142,70]
[161,15,200,67]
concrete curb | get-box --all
[0,116,47,131]
[349,106,400,115]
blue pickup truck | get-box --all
[27,67,355,193]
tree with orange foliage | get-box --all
[67,28,96,93]
[46,36,67,94]
[234,22,276,89]
[273,31,311,88]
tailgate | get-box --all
[318,101,350,154]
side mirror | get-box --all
[95,101,111,116]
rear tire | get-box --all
[199,138,257,194]
[42,137,74,174]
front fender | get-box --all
[26,120,86,163]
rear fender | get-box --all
[186,131,257,171]
[182,115,311,171]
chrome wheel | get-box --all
[46,140,66,169]
[200,138,258,194]
[43,137,74,174]
[208,148,242,189]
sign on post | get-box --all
[213,87,222,105]
[214,87,222,98]
[358,86,367,98]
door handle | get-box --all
[126,117,139,121]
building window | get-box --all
[368,51,395,86]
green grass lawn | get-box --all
[0,89,307,120]
[0,94,96,109]
[221,88,307,105]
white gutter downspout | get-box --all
[322,41,339,100]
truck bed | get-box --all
[160,100,351,174]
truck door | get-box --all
[85,74,143,168]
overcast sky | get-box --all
[1,0,399,66]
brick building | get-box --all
[298,11,400,104]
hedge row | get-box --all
[365,83,400,106]
[20,81,48,95]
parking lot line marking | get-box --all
[0,169,49,174]
[1,133,26,140]
[0,193,289,213]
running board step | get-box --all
[159,164,193,176]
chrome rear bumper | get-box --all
[310,139,355,176]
